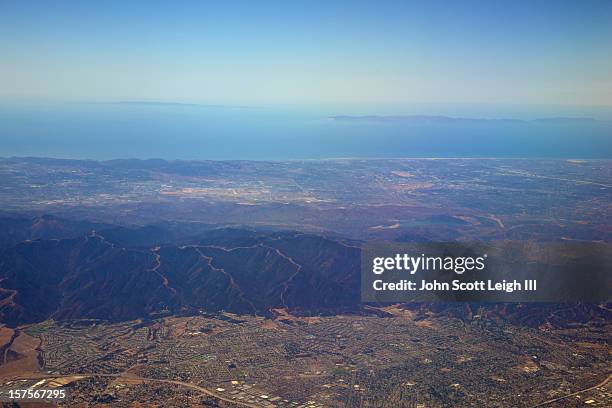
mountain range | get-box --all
[0,215,608,329]
[0,215,360,326]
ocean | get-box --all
[0,103,610,160]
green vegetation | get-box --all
[24,319,55,337]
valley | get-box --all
[0,157,609,407]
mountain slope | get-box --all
[0,229,360,326]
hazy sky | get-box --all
[1,0,611,110]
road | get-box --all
[11,372,262,408]
[529,374,611,407]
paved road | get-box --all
[529,374,611,407]
[12,372,261,407]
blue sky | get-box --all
[1,1,611,112]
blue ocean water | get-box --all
[0,103,610,160]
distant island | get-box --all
[330,115,601,124]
